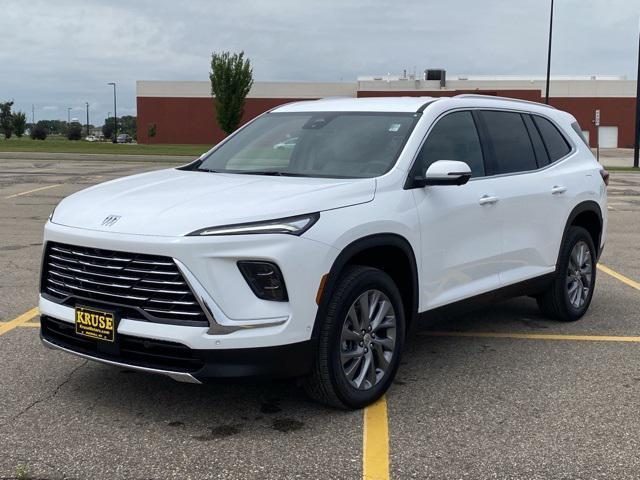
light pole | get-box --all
[544,0,554,105]
[108,82,117,142]
[634,16,640,169]
[86,102,90,138]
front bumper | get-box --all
[41,221,338,350]
[41,315,316,381]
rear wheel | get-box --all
[536,226,597,322]
[302,266,405,409]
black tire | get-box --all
[302,265,406,409]
[536,226,597,322]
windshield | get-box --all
[193,112,420,178]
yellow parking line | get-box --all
[0,308,39,336]
[0,321,40,328]
[597,264,640,292]
[363,395,389,480]
[421,331,640,342]
[5,184,61,199]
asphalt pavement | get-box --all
[0,157,639,479]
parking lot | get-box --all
[1,157,639,479]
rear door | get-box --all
[477,110,570,286]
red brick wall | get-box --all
[137,97,312,145]
[137,91,635,148]
[357,89,541,102]
[549,97,635,148]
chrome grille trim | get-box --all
[42,242,208,326]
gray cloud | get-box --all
[1,0,638,124]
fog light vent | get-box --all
[237,261,288,302]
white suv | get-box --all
[40,95,608,408]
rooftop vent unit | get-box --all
[424,69,446,88]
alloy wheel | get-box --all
[339,289,397,390]
[566,240,593,309]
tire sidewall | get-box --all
[326,268,405,409]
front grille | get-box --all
[41,241,208,326]
[41,316,205,373]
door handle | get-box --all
[478,194,499,205]
[551,185,567,195]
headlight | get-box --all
[187,213,319,237]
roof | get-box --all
[271,94,561,114]
[272,96,437,113]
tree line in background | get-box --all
[0,100,136,141]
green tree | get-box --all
[209,51,253,135]
[0,101,14,139]
[12,111,27,137]
[119,115,137,139]
[35,119,67,135]
[102,121,114,140]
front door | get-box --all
[410,110,503,311]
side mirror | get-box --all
[413,160,472,187]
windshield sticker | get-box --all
[388,123,402,132]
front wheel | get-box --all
[536,226,597,322]
[302,266,405,409]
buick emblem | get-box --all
[101,215,121,227]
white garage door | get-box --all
[598,126,618,148]
[581,130,590,146]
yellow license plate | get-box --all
[75,306,116,342]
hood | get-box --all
[52,168,376,236]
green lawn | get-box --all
[605,166,640,172]
[0,135,212,156]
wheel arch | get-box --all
[312,233,419,340]
[560,201,603,263]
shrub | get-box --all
[67,124,82,140]
[148,122,157,138]
[30,124,47,140]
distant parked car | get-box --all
[117,134,132,143]
[273,137,298,150]
[85,135,97,142]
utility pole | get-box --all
[86,102,90,138]
[67,107,71,124]
[545,0,554,104]
[32,104,35,125]
[108,82,117,142]
[634,16,640,168]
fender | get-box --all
[558,200,603,264]
[311,233,419,340]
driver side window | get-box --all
[413,111,485,178]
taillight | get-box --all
[599,169,610,186]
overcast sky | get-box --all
[1,0,638,125]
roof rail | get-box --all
[454,94,556,110]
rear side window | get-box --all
[414,111,485,178]
[523,115,550,167]
[480,111,537,175]
[533,116,571,161]
[571,121,589,147]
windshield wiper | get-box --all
[231,170,309,177]
[195,168,223,173]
